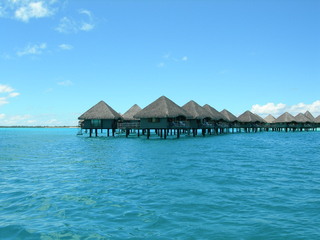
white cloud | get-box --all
[0,97,9,106]
[0,114,66,126]
[0,0,61,22]
[0,84,20,106]
[0,6,6,17]
[181,56,188,61]
[0,84,14,93]
[15,1,51,22]
[251,102,286,117]
[59,43,73,50]
[80,22,94,31]
[251,100,320,118]
[9,92,20,97]
[79,9,92,17]
[57,80,73,86]
[55,9,95,34]
[0,114,35,126]
[10,114,32,121]
[17,43,47,56]
[55,16,78,33]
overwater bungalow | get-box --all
[78,100,122,137]
[295,113,312,123]
[315,115,320,127]
[304,111,315,122]
[274,112,296,131]
[254,113,267,124]
[133,96,191,138]
[77,97,319,138]
[122,104,142,122]
[237,110,265,132]
[295,113,315,130]
[220,109,240,130]
[264,114,276,123]
[117,104,142,137]
[182,100,214,136]
[220,109,237,122]
[203,104,229,132]
[275,112,295,123]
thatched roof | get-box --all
[122,104,142,121]
[182,100,212,119]
[254,113,266,123]
[295,113,312,123]
[203,104,229,121]
[78,101,122,120]
[304,111,315,122]
[264,114,276,123]
[220,109,238,122]
[274,112,296,123]
[315,115,320,123]
[237,110,265,123]
[134,96,191,118]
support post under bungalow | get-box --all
[177,129,180,138]
[202,129,206,137]
[164,129,167,139]
[95,129,98,137]
[147,129,150,139]
[89,129,92,137]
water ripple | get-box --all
[1,128,320,239]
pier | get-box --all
[78,96,320,138]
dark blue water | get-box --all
[1,128,320,239]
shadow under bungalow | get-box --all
[78,96,320,138]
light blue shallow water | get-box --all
[0,128,320,240]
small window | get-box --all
[148,118,160,123]
[91,119,101,128]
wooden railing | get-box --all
[117,122,140,129]
[169,121,190,128]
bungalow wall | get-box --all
[140,118,169,129]
[188,119,198,128]
[82,119,117,129]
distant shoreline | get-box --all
[0,126,78,128]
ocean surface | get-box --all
[0,128,320,240]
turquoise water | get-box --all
[0,128,320,240]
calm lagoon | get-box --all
[1,128,320,239]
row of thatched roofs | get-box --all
[78,96,320,123]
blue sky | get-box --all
[0,0,319,126]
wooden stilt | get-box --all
[147,129,150,139]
